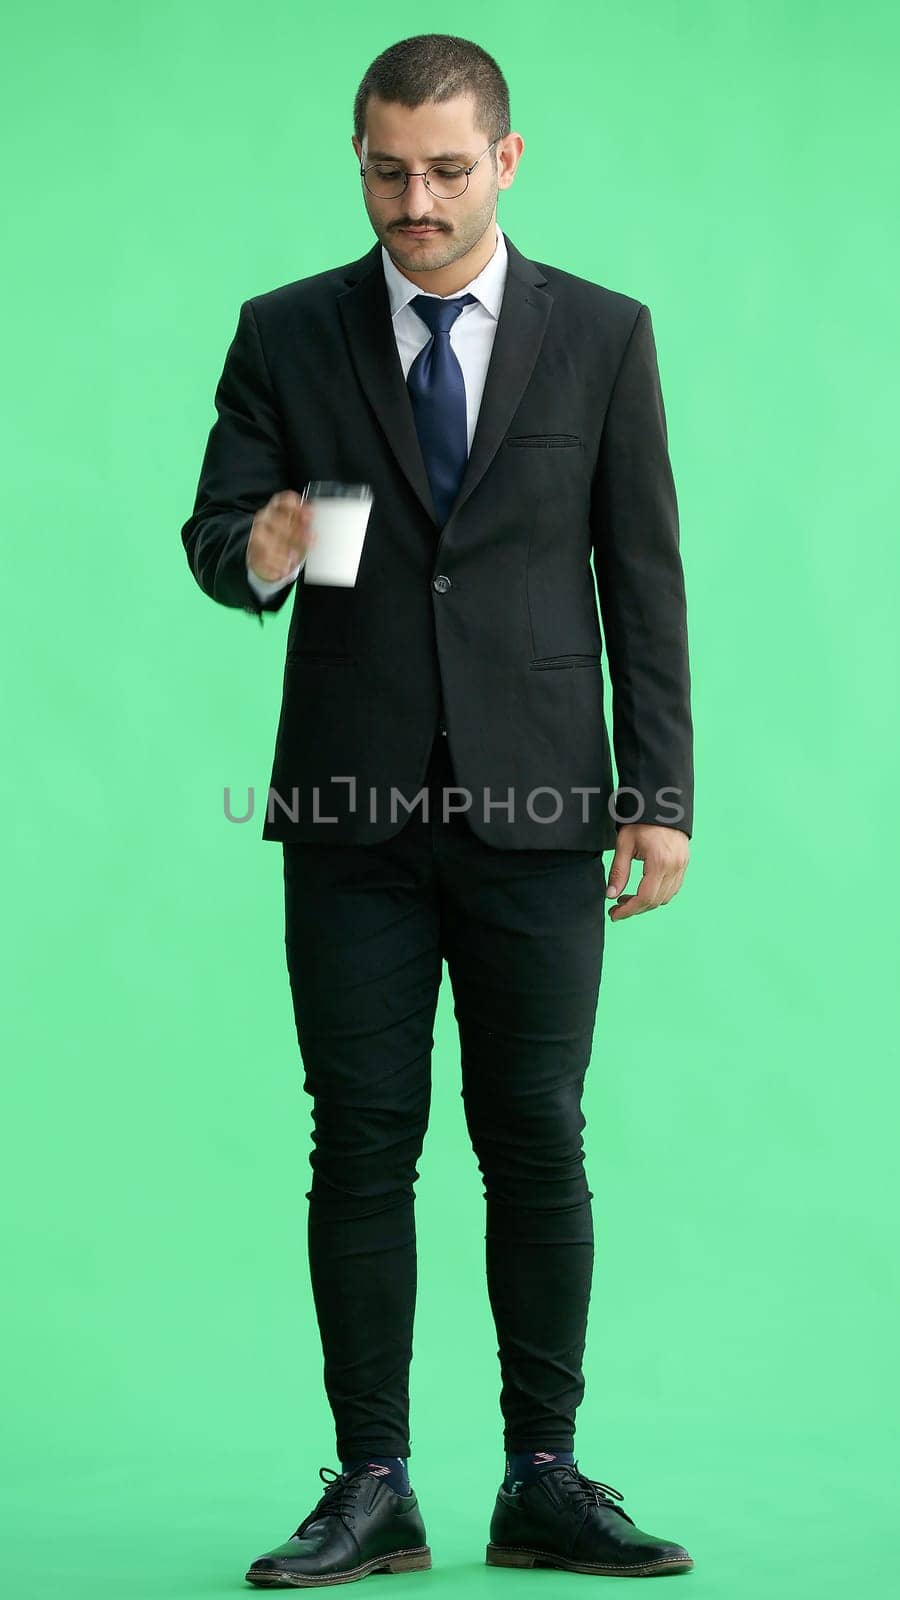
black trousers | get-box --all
[281,730,607,1461]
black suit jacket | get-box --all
[180,232,693,850]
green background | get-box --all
[3,2,899,1595]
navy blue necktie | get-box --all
[406,293,478,526]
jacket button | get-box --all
[433,574,451,593]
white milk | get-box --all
[301,487,373,587]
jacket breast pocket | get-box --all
[506,434,582,448]
[529,653,601,670]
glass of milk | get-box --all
[299,481,374,587]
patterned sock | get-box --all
[340,1456,410,1496]
[504,1448,575,1493]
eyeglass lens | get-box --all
[363,163,469,199]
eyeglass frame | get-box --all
[359,138,502,198]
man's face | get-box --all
[352,93,506,274]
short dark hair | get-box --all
[353,34,511,158]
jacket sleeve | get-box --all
[180,298,297,625]
[590,303,694,837]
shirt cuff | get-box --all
[246,555,306,599]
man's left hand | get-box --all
[605,825,690,921]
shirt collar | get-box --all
[381,225,507,321]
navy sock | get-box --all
[504,1448,575,1493]
[340,1456,410,1496]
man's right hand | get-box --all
[247,490,317,582]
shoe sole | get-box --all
[245,1546,432,1586]
[486,1543,693,1576]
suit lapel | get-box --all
[337,245,436,522]
[336,233,552,535]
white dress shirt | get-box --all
[246,226,509,600]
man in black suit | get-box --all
[182,32,695,1586]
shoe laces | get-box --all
[543,1462,635,1525]
[293,1464,370,1537]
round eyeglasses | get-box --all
[360,139,500,199]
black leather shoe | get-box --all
[486,1462,693,1577]
[245,1464,432,1587]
